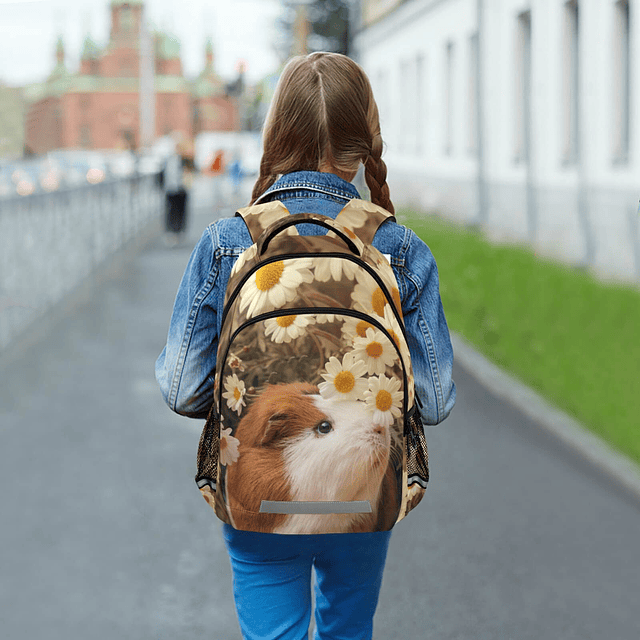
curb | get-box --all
[450,332,640,502]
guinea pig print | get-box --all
[214,252,412,534]
[223,383,399,534]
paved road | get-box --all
[1,177,639,640]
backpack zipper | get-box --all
[220,252,408,344]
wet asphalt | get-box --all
[1,176,639,639]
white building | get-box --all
[354,0,640,283]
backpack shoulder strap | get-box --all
[236,201,293,243]
[335,199,396,244]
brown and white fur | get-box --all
[225,383,398,534]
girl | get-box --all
[156,52,456,640]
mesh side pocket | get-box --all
[406,409,429,488]
[195,405,220,491]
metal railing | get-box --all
[0,174,163,352]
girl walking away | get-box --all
[156,52,456,640]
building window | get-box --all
[468,32,479,156]
[398,55,423,155]
[376,68,387,128]
[514,12,532,164]
[121,60,135,77]
[399,59,410,153]
[562,0,580,165]
[415,53,424,155]
[444,40,455,156]
[613,0,630,165]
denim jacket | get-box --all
[155,171,456,425]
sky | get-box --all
[0,0,284,86]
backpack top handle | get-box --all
[256,213,364,257]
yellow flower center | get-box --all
[276,315,296,328]
[255,261,285,291]
[220,438,228,452]
[334,371,356,394]
[371,287,387,316]
[376,389,393,412]
[366,341,383,359]
[233,387,242,401]
[356,320,373,338]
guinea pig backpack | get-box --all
[195,199,430,534]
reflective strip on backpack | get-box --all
[259,500,373,514]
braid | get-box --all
[365,134,394,213]
[248,53,394,211]
[250,156,277,204]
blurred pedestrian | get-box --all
[156,53,456,639]
[227,152,244,198]
[208,149,224,175]
[162,137,194,246]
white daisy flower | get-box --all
[351,282,387,319]
[264,314,314,343]
[318,351,369,401]
[364,374,403,427]
[379,304,400,342]
[380,304,410,363]
[230,245,257,278]
[313,257,359,282]
[222,373,246,415]
[314,313,337,324]
[239,258,314,318]
[351,328,397,375]
[341,316,376,345]
[352,272,402,319]
[219,426,240,466]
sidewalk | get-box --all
[451,332,640,504]
[1,179,639,639]
[0,183,242,640]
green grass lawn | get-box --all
[400,210,640,466]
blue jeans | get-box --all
[222,524,392,640]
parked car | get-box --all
[62,159,90,187]
[47,150,108,187]
[106,151,136,177]
[12,164,38,196]
[38,158,64,192]
[85,152,108,184]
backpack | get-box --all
[195,199,430,534]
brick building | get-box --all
[23,0,238,155]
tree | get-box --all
[276,0,355,60]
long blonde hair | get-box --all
[251,52,394,213]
